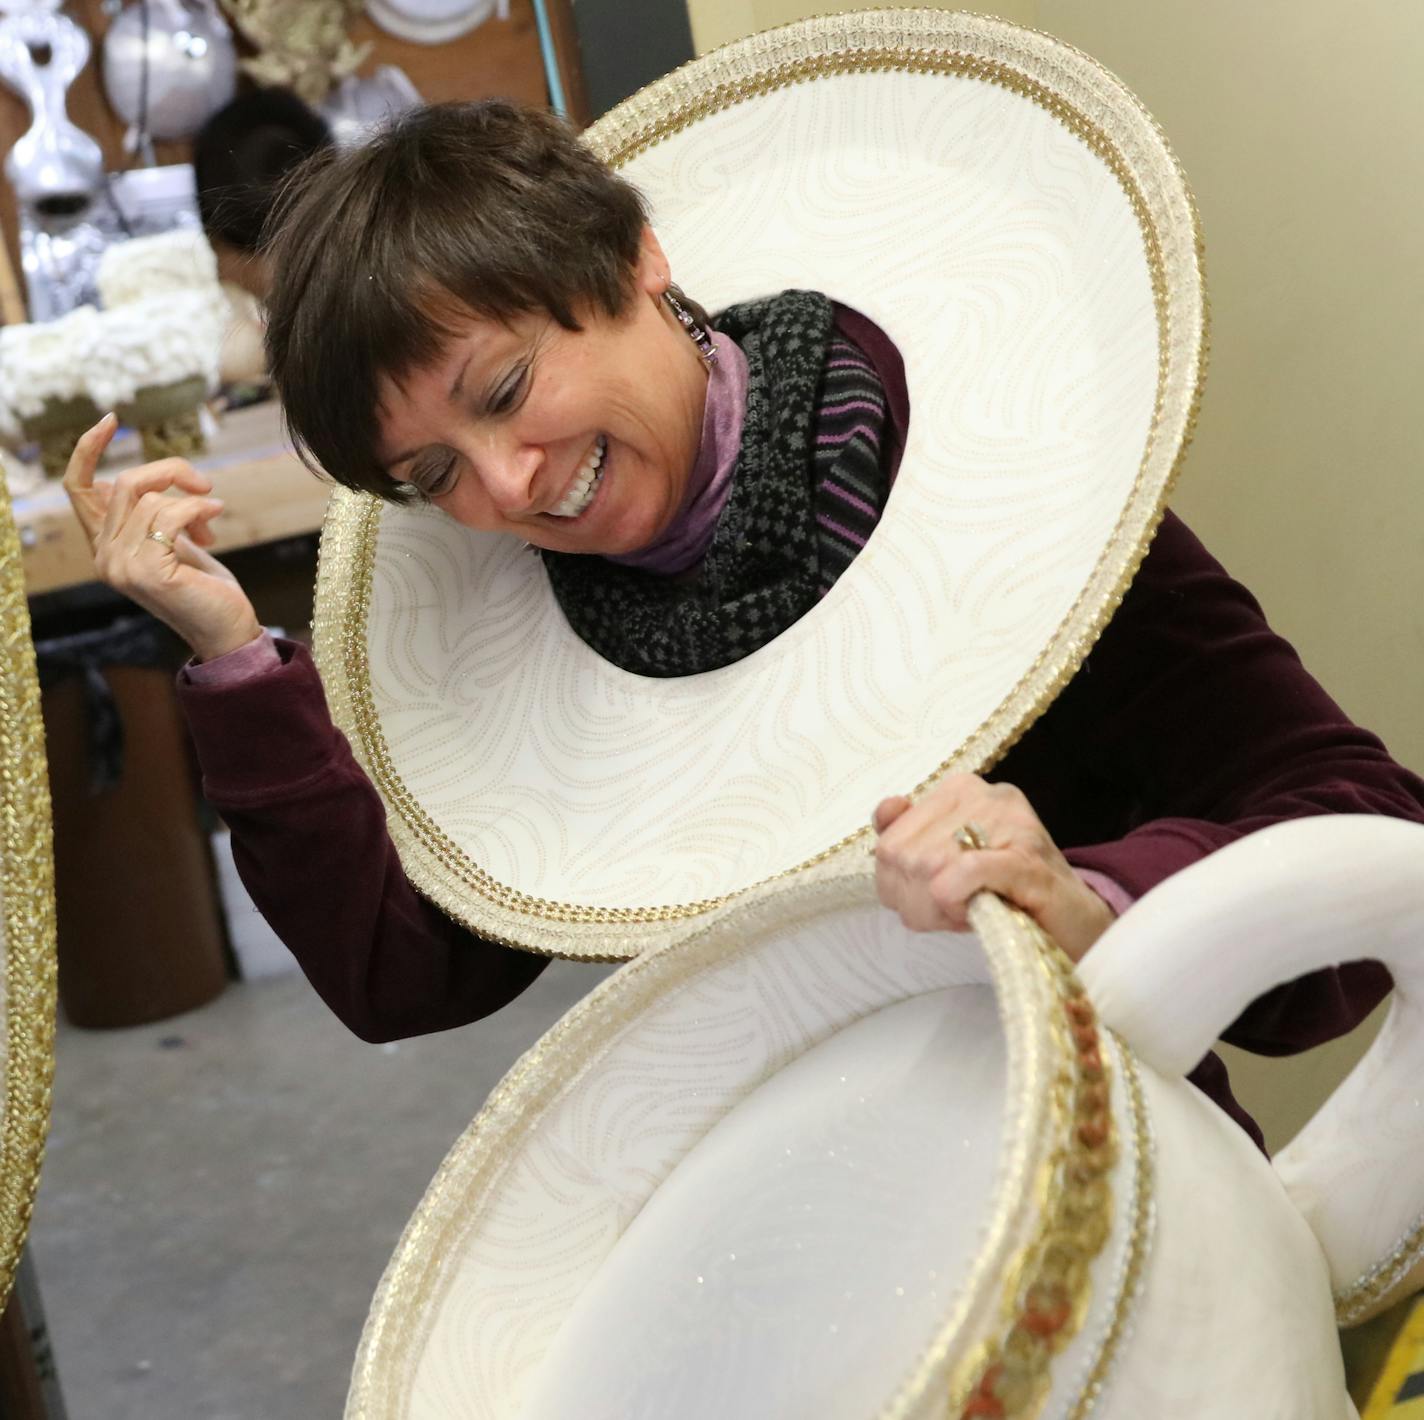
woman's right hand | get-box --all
[62,414,264,663]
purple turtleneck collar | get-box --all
[604,328,748,575]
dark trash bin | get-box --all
[36,615,227,1029]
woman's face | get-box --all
[375,229,709,556]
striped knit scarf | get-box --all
[542,289,890,677]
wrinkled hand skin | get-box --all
[62,413,263,663]
[872,773,1114,961]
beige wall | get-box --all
[683,0,1424,1146]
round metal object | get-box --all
[101,0,236,143]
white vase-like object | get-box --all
[348,818,1424,1419]
[0,6,104,214]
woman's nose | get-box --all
[475,438,544,516]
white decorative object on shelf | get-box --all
[0,305,100,431]
[92,227,230,459]
[365,0,506,46]
[0,1,104,213]
[86,290,227,412]
[320,64,422,148]
[96,225,221,307]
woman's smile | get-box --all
[547,434,608,520]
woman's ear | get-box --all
[634,226,671,296]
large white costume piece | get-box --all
[313,7,1201,957]
[347,820,1424,1419]
[327,11,1424,1418]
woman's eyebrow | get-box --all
[448,354,473,401]
[381,354,481,472]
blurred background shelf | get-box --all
[15,400,326,597]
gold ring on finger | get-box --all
[953,821,989,852]
[146,529,176,550]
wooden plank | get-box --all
[12,401,332,598]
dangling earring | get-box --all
[662,286,718,366]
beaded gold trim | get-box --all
[1334,1208,1424,1327]
[1065,1047,1152,1420]
[0,463,58,1311]
[312,8,1207,957]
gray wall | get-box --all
[572,0,696,118]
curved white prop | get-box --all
[351,864,1364,1417]
[313,6,1205,958]
[1077,814,1424,1321]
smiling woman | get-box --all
[60,73,1424,1163]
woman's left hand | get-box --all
[872,774,1114,962]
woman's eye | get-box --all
[414,455,458,497]
[492,366,528,414]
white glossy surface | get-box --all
[520,988,1004,1420]
[1080,815,1424,1309]
[389,893,1000,1419]
[1102,1062,1349,1419]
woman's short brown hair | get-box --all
[262,100,649,501]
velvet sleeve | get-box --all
[1054,513,1424,1054]
[177,638,549,1041]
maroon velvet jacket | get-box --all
[177,509,1424,1151]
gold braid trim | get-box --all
[1064,1047,1152,1420]
[0,460,58,1310]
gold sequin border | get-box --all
[947,927,1134,1420]
[313,10,1208,954]
[0,468,58,1311]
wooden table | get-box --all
[14,401,332,598]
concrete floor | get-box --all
[29,959,614,1420]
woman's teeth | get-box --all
[550,435,606,518]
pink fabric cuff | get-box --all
[183,631,282,686]
[1075,868,1134,920]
